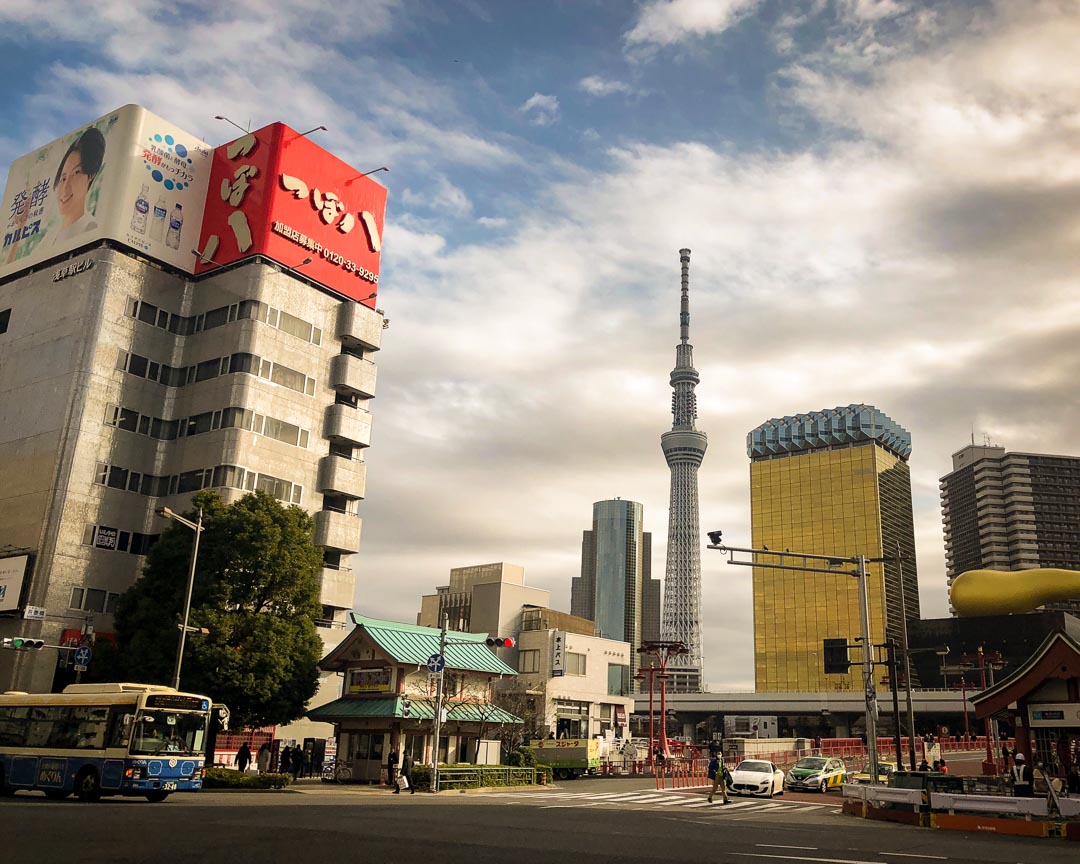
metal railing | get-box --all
[434,766,537,791]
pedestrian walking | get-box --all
[388,749,400,791]
[1001,742,1011,770]
[236,742,252,774]
[290,746,302,780]
[707,754,730,805]
[1011,753,1034,797]
[400,752,415,795]
[279,744,292,775]
[256,742,271,774]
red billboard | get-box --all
[194,123,386,306]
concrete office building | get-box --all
[571,499,659,687]
[940,443,1080,614]
[747,404,920,693]
[0,106,387,703]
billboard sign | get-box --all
[0,555,31,613]
[195,123,387,306]
[1,105,213,280]
[552,631,565,677]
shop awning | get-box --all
[308,696,522,725]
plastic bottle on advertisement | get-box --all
[131,184,150,234]
[166,203,183,250]
[149,196,167,241]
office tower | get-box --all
[572,499,658,681]
[747,404,920,693]
[660,249,706,693]
[0,105,387,696]
[941,443,1080,614]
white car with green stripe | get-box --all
[784,756,848,792]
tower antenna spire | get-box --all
[660,248,707,693]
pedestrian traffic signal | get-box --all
[823,638,851,674]
[2,636,46,650]
[401,698,411,718]
[485,636,515,648]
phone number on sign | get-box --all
[272,220,379,284]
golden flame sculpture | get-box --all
[950,568,1080,616]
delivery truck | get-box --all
[528,738,601,780]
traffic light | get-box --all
[2,636,46,650]
[485,636,515,649]
[401,698,411,718]
[823,638,851,674]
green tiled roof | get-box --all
[307,696,522,724]
[346,613,517,676]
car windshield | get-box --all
[795,757,828,770]
[739,761,772,773]
[129,711,207,756]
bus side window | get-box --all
[107,709,133,748]
[74,706,109,749]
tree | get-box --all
[108,490,325,728]
[491,679,549,752]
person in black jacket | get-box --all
[399,752,415,795]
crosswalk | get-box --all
[479,788,837,817]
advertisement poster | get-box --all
[1,104,213,280]
[0,555,30,613]
[195,122,387,305]
[347,667,391,693]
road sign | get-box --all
[22,605,46,621]
[426,653,446,673]
[73,645,93,666]
[73,664,88,673]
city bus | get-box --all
[0,682,212,801]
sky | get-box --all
[1,0,1077,690]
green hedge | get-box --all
[203,767,293,790]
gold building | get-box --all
[747,404,920,693]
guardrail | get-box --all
[435,766,537,791]
[843,783,925,809]
[930,791,1049,819]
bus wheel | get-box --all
[44,790,70,800]
[75,769,102,802]
[145,791,170,803]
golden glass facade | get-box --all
[751,442,917,692]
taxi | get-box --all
[852,760,897,784]
[784,756,848,793]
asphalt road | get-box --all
[5,778,1076,864]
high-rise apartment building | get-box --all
[941,443,1080,614]
[660,249,706,694]
[572,499,658,682]
[747,404,920,693]
[0,106,387,697]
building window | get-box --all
[0,307,10,334]
[566,652,587,676]
[519,649,540,674]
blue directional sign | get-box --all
[426,653,446,673]
[73,646,92,666]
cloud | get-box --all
[578,75,633,97]
[624,0,764,51]
[400,176,473,218]
[519,92,560,126]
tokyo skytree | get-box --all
[659,248,707,693]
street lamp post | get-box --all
[155,506,204,690]
[637,641,688,758]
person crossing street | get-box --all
[707,753,730,804]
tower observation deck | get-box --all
[660,248,707,693]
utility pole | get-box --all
[430,615,447,793]
[706,535,881,784]
[895,541,918,770]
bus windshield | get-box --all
[129,711,207,756]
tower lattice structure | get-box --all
[660,248,707,692]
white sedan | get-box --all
[728,759,785,798]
